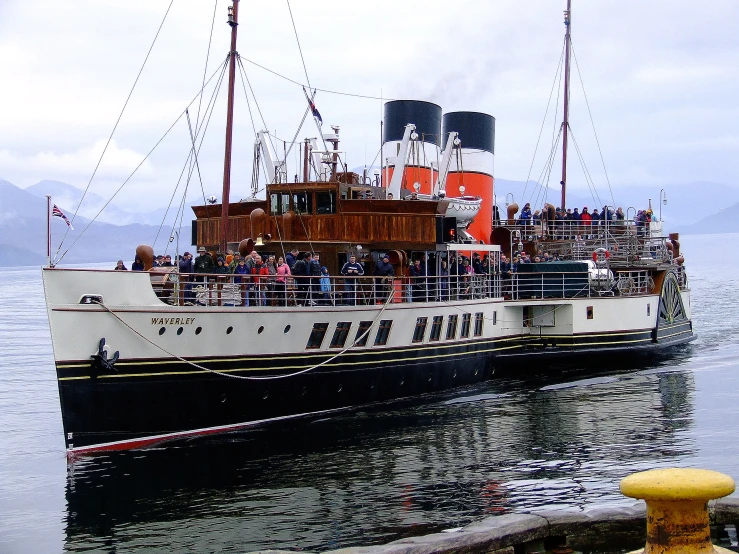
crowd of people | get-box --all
[510,203,657,240]
[116,245,578,306]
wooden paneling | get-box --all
[194,199,440,250]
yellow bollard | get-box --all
[620,468,735,554]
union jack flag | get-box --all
[52,204,74,230]
[303,87,322,127]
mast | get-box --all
[220,0,239,253]
[560,0,571,211]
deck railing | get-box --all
[146,268,659,307]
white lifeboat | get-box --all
[444,195,482,227]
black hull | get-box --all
[57,323,694,454]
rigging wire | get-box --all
[571,41,616,208]
[155,58,230,248]
[240,56,397,102]
[194,0,219,132]
[569,127,603,208]
[54,57,230,264]
[54,0,176,260]
[234,55,277,161]
[286,0,312,91]
[521,43,566,205]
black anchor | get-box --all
[90,338,119,379]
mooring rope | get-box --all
[95,288,395,381]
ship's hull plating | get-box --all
[44,268,694,454]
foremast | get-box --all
[220,0,240,253]
[560,0,571,211]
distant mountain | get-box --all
[23,179,197,227]
[0,180,192,267]
[0,243,48,266]
[673,201,739,235]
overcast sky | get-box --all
[1,0,738,212]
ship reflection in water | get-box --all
[64,356,696,552]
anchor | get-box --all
[90,338,119,379]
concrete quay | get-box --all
[252,498,739,554]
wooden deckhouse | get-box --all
[192,174,458,274]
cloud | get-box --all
[0,140,153,183]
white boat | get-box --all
[42,0,693,455]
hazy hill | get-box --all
[24,179,192,227]
[674,201,739,235]
[0,180,192,267]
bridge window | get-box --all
[316,191,336,214]
[270,193,290,215]
[293,192,313,215]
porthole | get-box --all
[399,378,405,386]
[177,327,183,335]
[428,374,432,382]
[158,327,166,335]
[258,326,264,334]
[226,326,233,335]
[302,386,307,396]
[195,326,202,335]
[284,325,291,333]
[337,384,343,393]
[220,394,227,404]
[262,391,269,400]
[453,369,457,378]
[474,368,479,376]
[369,381,375,389]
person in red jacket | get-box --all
[251,255,270,306]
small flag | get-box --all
[303,87,322,127]
[52,204,74,230]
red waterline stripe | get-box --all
[67,408,344,457]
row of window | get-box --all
[306,312,494,350]
[270,191,337,216]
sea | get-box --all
[1,233,737,554]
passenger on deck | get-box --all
[114,260,127,270]
[374,254,395,303]
[616,207,625,221]
[286,248,299,271]
[292,253,311,305]
[194,247,214,279]
[473,253,484,275]
[275,257,291,306]
[519,203,532,227]
[310,253,322,303]
[319,266,332,305]
[228,252,241,273]
[409,259,426,302]
[251,255,269,306]
[341,254,364,305]
[214,257,229,274]
[439,260,450,300]
[131,256,144,271]
[233,258,249,283]
[265,256,277,305]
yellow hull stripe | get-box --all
[57,328,678,382]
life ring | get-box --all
[592,248,611,262]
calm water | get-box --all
[1,234,738,553]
